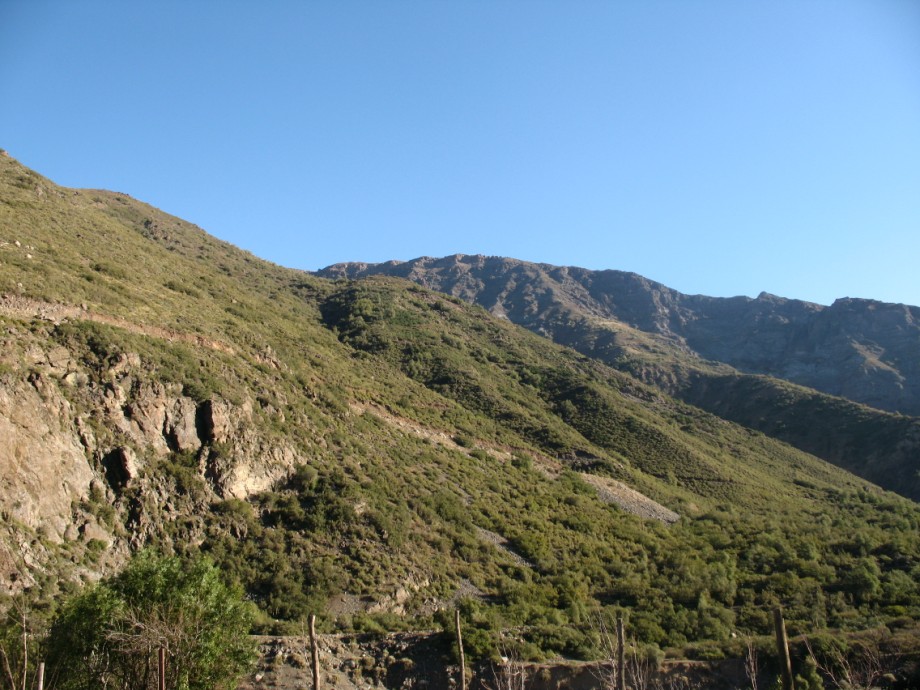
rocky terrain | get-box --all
[0,314,301,593]
[238,632,754,690]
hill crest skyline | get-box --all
[322,252,920,310]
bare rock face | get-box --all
[101,446,138,490]
[124,381,173,454]
[78,517,111,546]
[94,370,295,500]
[100,377,207,458]
[193,396,300,497]
[0,378,93,541]
[0,332,304,591]
[198,397,253,444]
[204,429,299,499]
[165,397,200,452]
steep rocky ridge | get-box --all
[318,255,920,500]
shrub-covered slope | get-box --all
[318,255,920,501]
[318,255,920,415]
[2,153,920,658]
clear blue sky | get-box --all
[2,2,919,306]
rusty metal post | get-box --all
[158,647,166,690]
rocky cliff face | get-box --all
[0,378,92,543]
[0,319,302,593]
[318,255,920,417]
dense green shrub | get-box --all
[46,552,255,690]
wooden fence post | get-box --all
[616,615,626,690]
[20,612,27,690]
[773,608,794,690]
[309,613,321,690]
[455,609,466,690]
[158,647,166,690]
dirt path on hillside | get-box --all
[0,294,235,354]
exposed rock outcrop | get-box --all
[0,377,93,541]
[0,327,305,589]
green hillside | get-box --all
[318,255,920,502]
[1,152,919,660]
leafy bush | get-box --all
[46,552,255,690]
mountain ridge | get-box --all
[318,255,920,500]
[318,255,919,407]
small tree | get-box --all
[803,634,889,690]
[0,591,46,690]
[46,551,255,690]
[483,650,527,690]
[743,638,759,690]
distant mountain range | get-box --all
[319,255,920,499]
